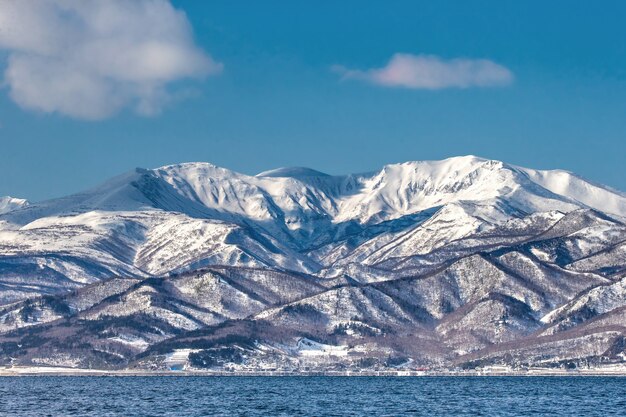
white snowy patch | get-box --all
[296,338,349,357]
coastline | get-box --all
[1,366,625,377]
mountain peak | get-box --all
[0,196,29,215]
[156,162,221,170]
[256,167,331,178]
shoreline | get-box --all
[1,367,625,377]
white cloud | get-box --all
[0,0,222,120]
[333,53,513,90]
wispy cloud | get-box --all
[333,53,513,90]
[0,0,222,120]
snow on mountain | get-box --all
[541,275,626,329]
[256,167,331,178]
[0,196,28,215]
[519,166,626,217]
[146,156,624,230]
[3,155,621,232]
[0,156,623,295]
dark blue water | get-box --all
[0,376,624,416]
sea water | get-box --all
[0,376,624,416]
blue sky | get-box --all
[1,0,625,201]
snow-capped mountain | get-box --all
[0,156,625,372]
[0,196,28,215]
